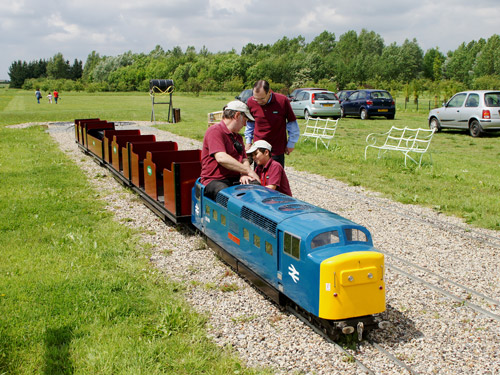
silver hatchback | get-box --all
[428,90,500,137]
[291,90,341,119]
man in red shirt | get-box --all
[245,80,299,167]
[53,90,59,104]
[200,100,260,200]
[246,140,292,196]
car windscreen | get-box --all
[485,92,500,107]
[314,92,337,100]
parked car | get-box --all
[340,89,395,120]
[288,87,327,101]
[235,89,253,104]
[336,90,356,103]
[428,90,500,137]
[290,90,341,119]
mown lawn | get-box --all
[0,124,269,374]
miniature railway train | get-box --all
[75,118,387,339]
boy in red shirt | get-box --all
[247,140,292,196]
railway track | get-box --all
[287,170,500,249]
[288,170,500,320]
[50,124,499,373]
[289,307,419,375]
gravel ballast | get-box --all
[30,121,500,374]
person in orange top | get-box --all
[53,90,59,104]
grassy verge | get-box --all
[0,125,268,374]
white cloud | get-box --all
[1,0,499,79]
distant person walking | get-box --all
[35,89,42,104]
[53,90,59,104]
[47,92,52,104]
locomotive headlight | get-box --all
[368,273,373,279]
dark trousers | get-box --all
[272,154,285,167]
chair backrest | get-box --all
[383,126,434,151]
[303,117,338,137]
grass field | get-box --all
[1,86,499,373]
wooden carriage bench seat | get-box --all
[124,141,178,188]
[143,150,202,217]
[102,129,142,164]
[301,117,339,149]
[110,134,156,172]
[74,118,100,144]
[364,126,435,167]
[82,122,115,157]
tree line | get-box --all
[9,29,500,99]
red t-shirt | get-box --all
[247,91,297,155]
[200,121,245,185]
[255,158,292,196]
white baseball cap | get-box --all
[246,140,272,154]
[225,100,255,121]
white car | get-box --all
[291,90,341,119]
[428,90,500,137]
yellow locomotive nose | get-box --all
[318,251,385,320]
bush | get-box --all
[472,75,500,90]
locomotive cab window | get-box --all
[345,228,368,242]
[311,230,340,249]
[284,232,300,260]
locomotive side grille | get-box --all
[241,206,277,236]
[216,194,229,208]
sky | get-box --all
[1,0,499,80]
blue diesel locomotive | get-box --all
[75,118,386,339]
[192,181,386,338]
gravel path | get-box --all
[29,121,500,374]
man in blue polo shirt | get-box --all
[245,80,300,167]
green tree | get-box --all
[474,34,500,77]
[306,31,336,55]
[82,51,102,82]
[423,48,445,80]
[46,53,70,79]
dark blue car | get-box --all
[340,90,395,120]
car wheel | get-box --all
[340,107,345,118]
[469,119,483,137]
[429,117,441,133]
[304,110,310,120]
[386,114,395,120]
[360,108,369,120]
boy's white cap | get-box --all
[225,100,255,121]
[246,140,272,154]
